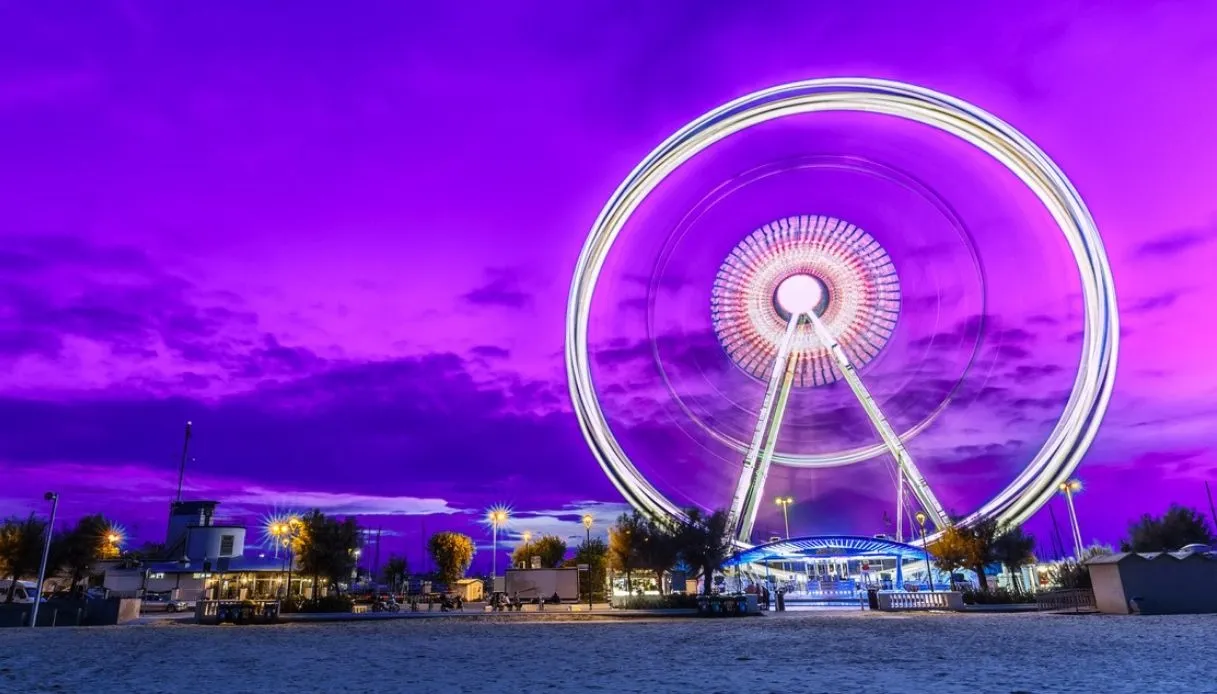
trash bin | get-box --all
[867,589,879,610]
[775,590,785,612]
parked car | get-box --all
[0,580,45,604]
[142,593,196,613]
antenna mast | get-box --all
[175,421,193,503]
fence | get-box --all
[195,599,281,625]
[875,591,964,611]
[1035,589,1096,613]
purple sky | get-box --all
[3,1,1217,571]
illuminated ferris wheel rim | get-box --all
[565,77,1120,544]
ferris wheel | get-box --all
[566,78,1119,546]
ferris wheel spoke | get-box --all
[728,314,800,542]
[804,310,951,530]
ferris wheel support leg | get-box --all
[729,315,801,543]
[896,472,905,543]
[804,310,951,529]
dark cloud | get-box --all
[0,352,614,511]
[1126,290,1183,314]
[470,345,511,359]
[1135,225,1215,257]
[461,268,531,309]
[0,236,262,368]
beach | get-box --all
[2,611,1215,693]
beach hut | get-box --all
[1086,550,1217,615]
[452,578,484,602]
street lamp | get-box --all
[775,497,794,539]
[30,492,58,628]
[915,511,934,594]
[582,514,593,546]
[283,517,301,598]
[521,531,532,568]
[1058,479,1084,558]
[487,506,510,578]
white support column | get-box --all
[729,315,801,542]
[804,310,950,529]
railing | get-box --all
[195,599,281,625]
[875,591,964,611]
[1035,589,1096,613]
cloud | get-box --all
[461,268,532,309]
[1126,290,1183,314]
[470,344,511,359]
[223,487,463,517]
[1135,226,1216,257]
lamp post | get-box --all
[521,531,532,568]
[775,497,794,539]
[582,514,593,546]
[1058,479,1084,558]
[106,532,121,559]
[487,507,509,578]
[915,511,934,593]
[283,518,300,599]
[30,492,59,628]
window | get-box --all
[220,535,235,556]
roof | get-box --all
[142,552,292,574]
[1085,550,1217,565]
[724,534,928,567]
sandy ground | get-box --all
[2,611,1214,693]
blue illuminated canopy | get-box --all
[724,535,927,567]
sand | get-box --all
[2,611,1214,693]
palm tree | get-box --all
[991,525,1036,591]
[675,508,733,596]
[54,514,110,596]
[380,556,408,593]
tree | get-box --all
[512,534,566,569]
[674,508,733,596]
[929,525,972,577]
[964,517,1001,592]
[608,512,646,592]
[639,517,681,594]
[428,532,474,587]
[1121,504,1216,552]
[380,555,408,592]
[0,514,49,603]
[53,514,110,596]
[991,525,1036,591]
[572,538,609,601]
[295,510,362,598]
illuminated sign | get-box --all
[147,572,165,579]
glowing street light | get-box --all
[1058,479,1084,558]
[774,497,794,539]
[582,514,594,546]
[487,505,510,578]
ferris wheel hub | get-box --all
[774,274,828,318]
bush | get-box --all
[613,594,699,610]
[960,588,1037,605]
[280,595,354,613]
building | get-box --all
[1086,549,1217,615]
[104,500,312,601]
